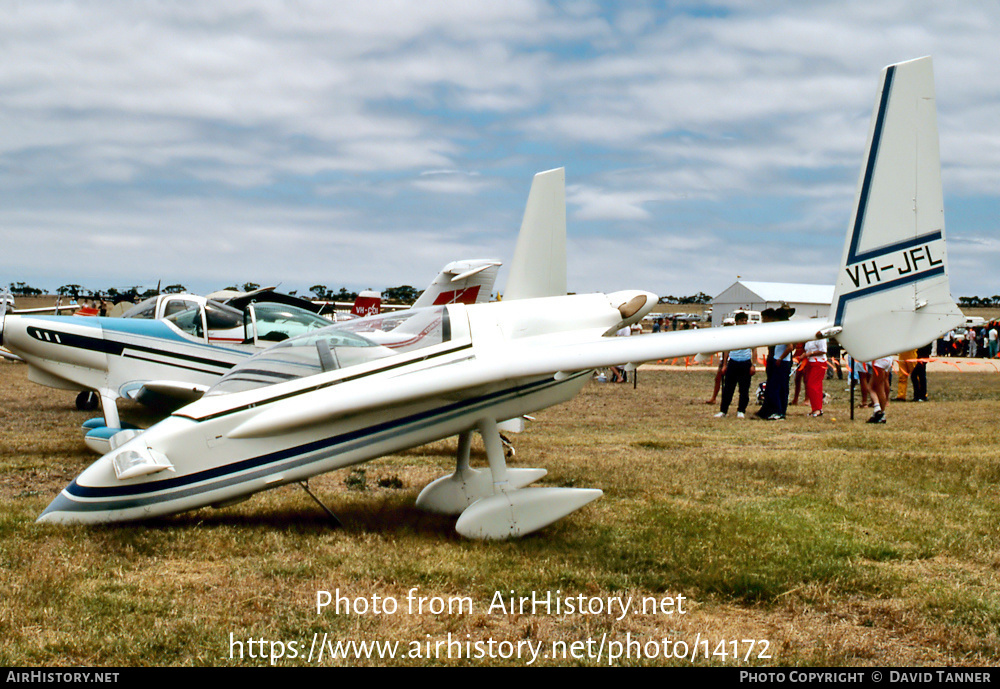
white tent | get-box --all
[711,281,833,326]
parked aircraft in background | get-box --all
[412,260,501,307]
[349,290,382,318]
[40,58,963,539]
[0,289,80,316]
[319,259,501,318]
[3,253,501,456]
[2,290,332,452]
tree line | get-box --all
[958,295,1000,308]
[7,281,425,305]
[658,292,712,305]
[307,285,422,304]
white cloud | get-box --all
[1,1,998,299]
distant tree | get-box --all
[959,295,1000,308]
[9,282,44,296]
[333,287,359,302]
[658,292,712,305]
[140,287,159,298]
[57,284,84,299]
[242,282,261,292]
[288,290,297,296]
[383,285,419,304]
[309,284,329,300]
[109,286,141,304]
[162,284,187,294]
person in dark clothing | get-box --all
[911,342,932,402]
[756,307,794,420]
[714,312,758,419]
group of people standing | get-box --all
[710,307,827,421]
[708,307,943,425]
[937,322,999,359]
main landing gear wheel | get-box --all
[416,419,603,539]
[75,391,99,411]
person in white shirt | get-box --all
[611,324,630,382]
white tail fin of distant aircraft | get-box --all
[503,167,567,300]
[832,56,962,360]
[412,259,501,308]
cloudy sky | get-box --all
[2,1,998,301]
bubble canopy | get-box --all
[207,306,458,395]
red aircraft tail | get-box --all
[351,290,382,318]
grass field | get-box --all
[1,360,998,666]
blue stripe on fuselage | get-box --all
[25,316,251,369]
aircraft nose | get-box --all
[0,316,27,354]
[0,313,18,353]
[36,490,84,524]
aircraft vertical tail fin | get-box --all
[503,167,567,300]
[351,290,382,318]
[833,57,963,361]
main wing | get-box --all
[226,317,832,439]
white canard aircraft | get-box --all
[39,57,963,538]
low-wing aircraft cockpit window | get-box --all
[121,297,158,319]
[164,299,200,318]
[248,303,331,343]
[164,306,205,338]
[208,306,454,395]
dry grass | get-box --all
[1,360,998,666]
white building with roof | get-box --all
[711,281,834,326]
